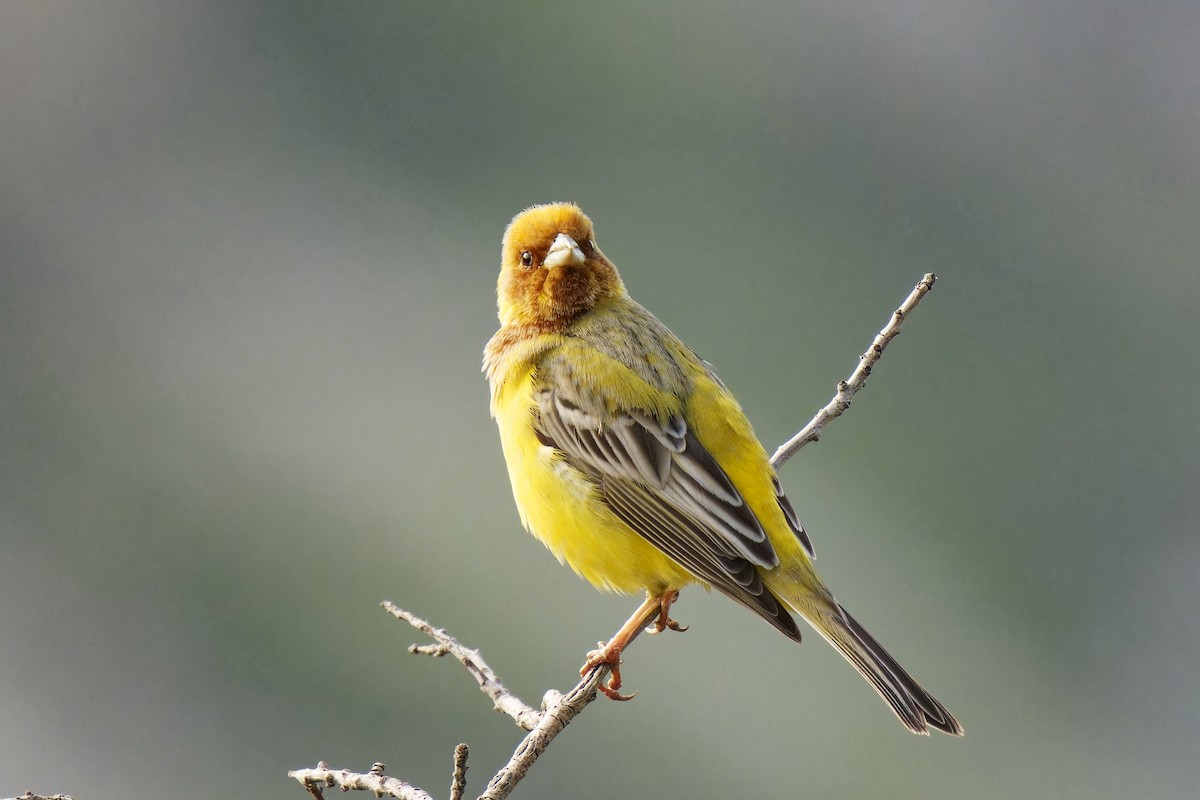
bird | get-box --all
[483,202,963,736]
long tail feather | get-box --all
[806,602,964,736]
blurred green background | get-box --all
[3,1,1198,798]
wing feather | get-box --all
[603,478,801,641]
[773,475,814,557]
[533,383,801,642]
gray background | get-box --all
[3,2,1198,798]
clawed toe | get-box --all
[582,642,637,701]
[646,589,687,635]
[579,589,688,701]
[598,664,637,701]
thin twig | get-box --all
[3,794,75,800]
[480,600,662,800]
[771,272,937,469]
[382,601,543,730]
[388,600,659,800]
[288,762,434,800]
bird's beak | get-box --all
[543,233,586,269]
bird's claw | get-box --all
[645,589,687,635]
[646,617,688,635]
[579,590,687,701]
[582,642,637,701]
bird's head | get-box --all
[496,202,625,329]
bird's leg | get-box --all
[646,588,688,634]
[581,591,672,701]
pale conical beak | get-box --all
[543,233,586,269]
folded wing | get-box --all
[533,384,803,641]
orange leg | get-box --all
[581,589,687,701]
[647,588,688,634]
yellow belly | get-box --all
[492,368,693,595]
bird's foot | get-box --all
[582,641,637,701]
[579,589,685,701]
[646,588,688,635]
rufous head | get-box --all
[497,203,625,328]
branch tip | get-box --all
[769,273,938,469]
[449,743,470,800]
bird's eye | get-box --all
[520,251,534,268]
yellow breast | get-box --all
[490,364,694,595]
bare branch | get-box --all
[290,601,661,800]
[382,601,543,730]
[3,794,75,800]
[479,669,607,800]
[771,272,937,468]
[288,761,435,800]
[480,600,661,800]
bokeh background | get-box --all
[3,2,1198,798]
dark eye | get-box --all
[520,251,534,267]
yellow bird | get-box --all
[484,202,963,736]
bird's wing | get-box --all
[533,382,803,641]
[699,357,814,558]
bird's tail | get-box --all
[797,597,964,736]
